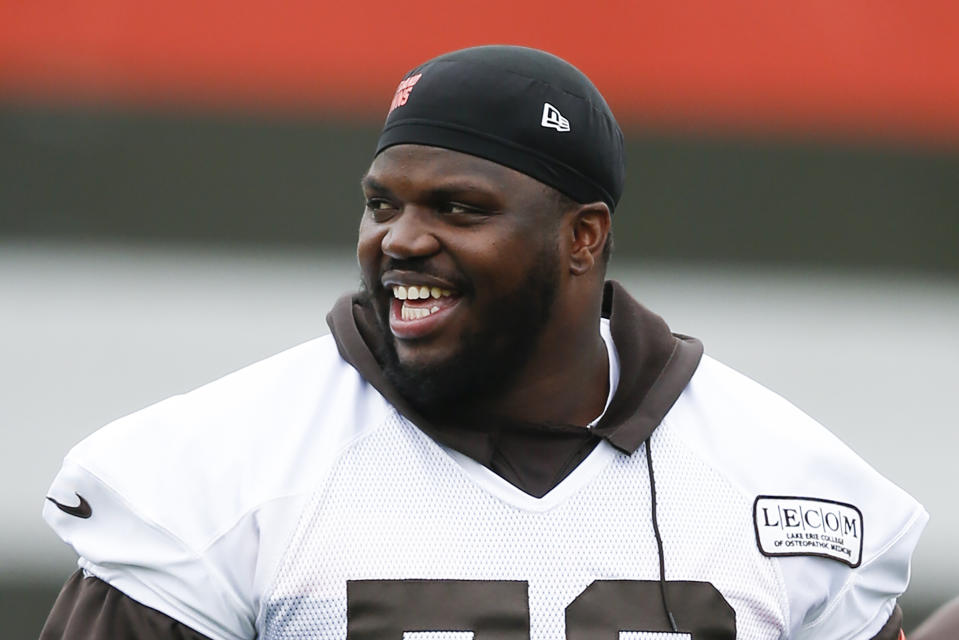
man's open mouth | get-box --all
[393,285,454,320]
[387,284,462,338]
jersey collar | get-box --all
[326,281,702,490]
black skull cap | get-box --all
[375,45,625,212]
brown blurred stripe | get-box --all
[2,103,957,273]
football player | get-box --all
[911,596,959,640]
[41,45,926,639]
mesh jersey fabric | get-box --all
[261,411,786,639]
[44,328,927,639]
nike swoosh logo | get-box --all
[47,493,92,519]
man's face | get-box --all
[357,144,566,412]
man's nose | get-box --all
[381,208,441,259]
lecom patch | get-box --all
[753,496,863,567]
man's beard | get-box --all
[362,249,560,416]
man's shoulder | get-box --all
[54,334,393,548]
[71,333,382,459]
[676,353,849,445]
[666,353,925,543]
[42,335,396,639]
[667,354,927,638]
[669,353,907,493]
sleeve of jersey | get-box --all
[41,570,213,640]
[43,459,256,640]
[791,492,927,640]
[674,357,929,640]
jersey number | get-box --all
[346,579,735,639]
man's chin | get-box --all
[391,339,452,369]
[381,349,474,414]
[362,245,559,415]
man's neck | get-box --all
[478,322,610,427]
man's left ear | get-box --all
[567,202,611,275]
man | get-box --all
[912,596,959,640]
[42,45,926,639]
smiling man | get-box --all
[42,46,926,640]
[358,144,607,427]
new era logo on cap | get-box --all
[541,103,570,132]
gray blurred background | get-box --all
[2,3,958,637]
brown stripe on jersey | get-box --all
[40,570,211,640]
[327,280,702,497]
[869,603,904,640]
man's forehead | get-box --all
[364,144,542,194]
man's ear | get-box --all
[567,202,611,276]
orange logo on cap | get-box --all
[388,73,422,114]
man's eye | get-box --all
[365,199,397,220]
[365,199,391,211]
[443,202,484,215]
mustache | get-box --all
[371,258,470,293]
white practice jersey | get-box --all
[44,333,927,640]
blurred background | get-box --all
[2,1,957,637]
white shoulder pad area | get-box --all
[666,355,928,640]
[44,335,391,640]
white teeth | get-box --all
[392,285,453,299]
[401,302,444,321]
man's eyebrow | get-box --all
[361,176,497,199]
[424,181,495,198]
[360,175,391,195]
